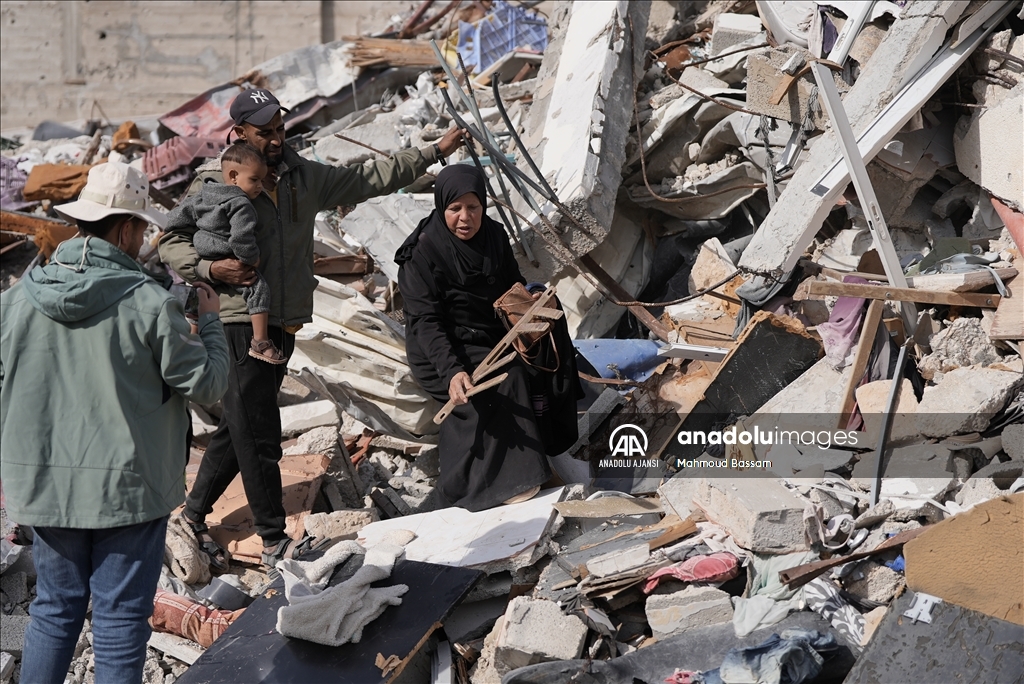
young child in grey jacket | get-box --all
[166,142,284,363]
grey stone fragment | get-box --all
[918,318,1002,379]
[645,585,734,638]
[1001,425,1024,461]
[0,573,28,606]
[0,614,31,657]
[845,562,904,604]
[494,597,587,672]
[920,369,1023,437]
[693,477,809,554]
[0,651,13,684]
[969,458,1024,488]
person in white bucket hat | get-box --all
[0,161,230,683]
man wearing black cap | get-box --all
[159,87,466,567]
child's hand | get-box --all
[194,282,221,317]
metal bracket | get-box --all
[810,61,917,335]
[903,592,943,625]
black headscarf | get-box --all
[395,164,506,284]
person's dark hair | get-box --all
[221,142,266,169]
[75,213,134,237]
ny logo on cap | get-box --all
[250,90,269,104]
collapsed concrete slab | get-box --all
[916,367,1023,437]
[519,1,650,276]
[738,1,978,277]
[693,477,810,554]
[954,81,1024,212]
[645,585,734,638]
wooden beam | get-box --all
[989,276,1024,340]
[1,210,69,235]
[795,279,1001,308]
[837,299,884,428]
[579,253,671,342]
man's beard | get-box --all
[264,148,284,165]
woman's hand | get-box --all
[194,282,221,317]
[448,371,474,405]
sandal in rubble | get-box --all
[248,338,287,365]
[183,515,231,573]
[261,535,331,568]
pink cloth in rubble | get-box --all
[643,552,740,594]
[816,276,870,368]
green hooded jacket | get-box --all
[0,236,229,528]
[158,144,439,326]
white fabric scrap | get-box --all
[276,530,415,647]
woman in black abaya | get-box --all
[396,164,580,511]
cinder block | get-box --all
[645,585,734,638]
[494,597,587,672]
[694,477,809,554]
[0,614,31,657]
[710,13,764,56]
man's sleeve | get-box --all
[315,145,441,211]
[398,251,465,389]
[151,297,230,407]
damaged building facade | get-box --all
[1,1,1023,683]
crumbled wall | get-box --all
[0,0,413,129]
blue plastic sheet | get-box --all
[573,339,664,384]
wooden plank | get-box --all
[837,299,884,428]
[147,632,204,665]
[814,264,1018,292]
[580,253,671,342]
[0,209,69,235]
[313,254,372,276]
[796,279,1002,308]
[989,276,1024,340]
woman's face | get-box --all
[444,192,483,241]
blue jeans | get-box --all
[21,516,169,684]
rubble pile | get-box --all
[2,1,1024,683]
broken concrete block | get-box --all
[918,317,1002,379]
[469,615,504,684]
[645,585,734,638]
[954,82,1023,211]
[284,425,364,507]
[586,543,651,578]
[0,651,13,684]
[746,45,845,129]
[855,379,921,444]
[845,562,905,605]
[917,367,1023,438]
[0,572,28,606]
[693,477,809,554]
[494,597,587,673]
[658,476,701,519]
[0,614,30,657]
[955,477,1003,510]
[852,444,955,519]
[520,1,650,277]
[303,509,378,541]
[1001,422,1024,458]
[710,13,764,56]
[905,493,1023,625]
[739,0,973,277]
[279,399,339,437]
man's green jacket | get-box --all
[158,144,439,327]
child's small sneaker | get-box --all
[249,338,287,365]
